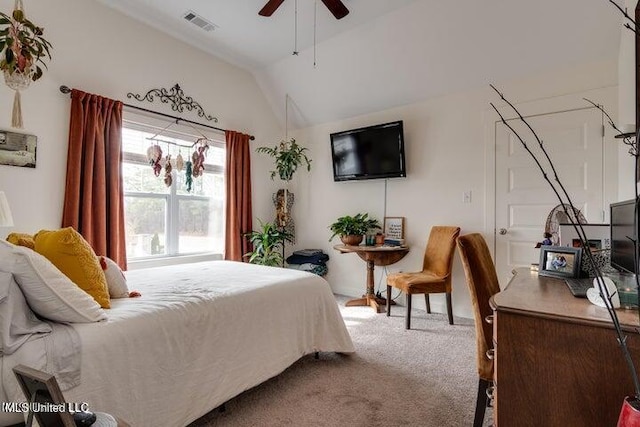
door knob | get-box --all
[499,228,508,235]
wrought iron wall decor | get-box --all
[59,85,255,140]
[127,84,218,123]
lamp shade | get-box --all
[0,192,14,227]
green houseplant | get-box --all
[329,213,381,246]
[256,138,312,182]
[0,2,52,128]
[244,220,293,267]
[0,7,52,82]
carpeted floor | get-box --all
[189,296,493,426]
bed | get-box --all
[0,260,355,426]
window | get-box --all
[122,119,225,260]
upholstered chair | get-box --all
[386,226,461,329]
[456,233,502,427]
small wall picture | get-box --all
[0,129,37,168]
[559,223,610,250]
[572,239,601,251]
[538,245,582,279]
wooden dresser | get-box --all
[490,268,640,427]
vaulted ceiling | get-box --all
[97,0,622,128]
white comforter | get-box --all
[1,261,354,426]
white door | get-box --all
[495,107,604,284]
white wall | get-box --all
[0,0,281,236]
[278,59,618,320]
[618,0,638,199]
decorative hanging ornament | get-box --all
[0,0,53,128]
[164,154,172,187]
[175,151,184,172]
[185,160,193,193]
[191,145,208,178]
[146,144,162,177]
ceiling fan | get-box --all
[259,0,349,20]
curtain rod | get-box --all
[59,85,254,140]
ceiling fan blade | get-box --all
[320,0,349,19]
[259,0,286,17]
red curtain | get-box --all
[224,130,253,261]
[62,89,127,270]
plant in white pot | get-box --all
[0,0,52,128]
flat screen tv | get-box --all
[610,199,638,274]
[330,120,406,181]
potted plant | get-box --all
[0,6,52,83]
[329,213,381,246]
[0,2,52,127]
[256,138,312,182]
[244,220,293,267]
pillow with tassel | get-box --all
[34,227,110,309]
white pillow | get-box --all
[0,240,106,323]
[0,270,52,355]
[0,237,15,272]
[99,256,129,298]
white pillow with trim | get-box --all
[99,256,129,299]
[0,240,106,323]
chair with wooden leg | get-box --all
[386,226,460,329]
[456,233,501,427]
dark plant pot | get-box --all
[279,174,292,181]
[341,235,363,246]
[618,396,640,427]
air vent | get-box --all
[183,10,217,32]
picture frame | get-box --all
[0,129,37,168]
[538,245,583,279]
[12,364,76,427]
[383,216,405,240]
[558,223,610,251]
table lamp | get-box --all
[0,191,14,227]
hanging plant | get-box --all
[256,138,312,182]
[0,0,53,128]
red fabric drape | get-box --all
[224,130,253,261]
[61,89,127,270]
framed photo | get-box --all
[383,217,405,240]
[0,129,37,168]
[12,364,76,426]
[538,245,582,279]
[558,223,610,251]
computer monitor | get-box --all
[609,199,638,274]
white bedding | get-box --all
[1,260,354,426]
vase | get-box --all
[618,396,640,427]
[340,235,363,246]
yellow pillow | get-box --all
[7,233,35,250]
[34,227,110,308]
